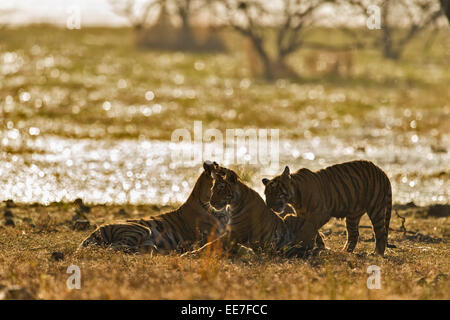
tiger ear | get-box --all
[262,178,269,186]
[226,170,238,184]
[203,160,215,175]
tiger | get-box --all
[182,167,323,258]
[79,161,229,254]
[262,160,393,256]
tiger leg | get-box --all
[120,242,158,254]
[285,212,331,258]
[231,243,255,259]
[111,241,139,253]
[368,207,388,256]
[81,233,141,253]
[109,232,156,253]
[285,232,324,258]
[385,186,396,249]
[343,215,362,252]
[314,231,326,249]
[304,231,328,257]
[298,221,318,249]
[304,212,331,249]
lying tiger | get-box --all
[262,160,393,256]
[182,167,323,258]
[79,161,229,254]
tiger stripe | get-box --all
[263,160,393,256]
[79,161,229,254]
[184,168,322,258]
[80,222,154,253]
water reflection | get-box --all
[0,132,448,206]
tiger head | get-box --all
[198,161,230,226]
[200,160,231,199]
[199,160,220,202]
[209,169,240,211]
[262,166,294,214]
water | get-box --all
[1,131,448,206]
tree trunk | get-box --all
[383,43,400,60]
[381,24,401,60]
[380,0,399,60]
[244,36,301,80]
[176,1,197,51]
[273,55,299,79]
[178,12,195,50]
[440,0,450,22]
[247,36,274,80]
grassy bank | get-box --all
[0,25,449,140]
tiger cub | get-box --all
[80,161,228,253]
[262,160,393,256]
[183,168,323,258]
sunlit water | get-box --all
[0,132,448,206]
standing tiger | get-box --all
[80,161,229,254]
[262,160,393,256]
[182,167,323,258]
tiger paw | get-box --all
[283,245,308,259]
[342,243,357,253]
[235,244,256,260]
[310,247,326,257]
[180,249,201,258]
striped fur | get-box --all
[184,168,322,257]
[263,160,392,256]
[80,222,155,253]
[80,161,228,254]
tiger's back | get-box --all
[315,160,392,219]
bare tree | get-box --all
[347,0,445,59]
[217,0,327,80]
[109,0,208,32]
[109,0,162,30]
[172,0,211,49]
[110,0,220,50]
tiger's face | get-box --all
[200,160,228,205]
[209,170,239,210]
[201,161,232,226]
[262,166,293,213]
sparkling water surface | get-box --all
[1,131,448,206]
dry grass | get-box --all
[0,202,448,300]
